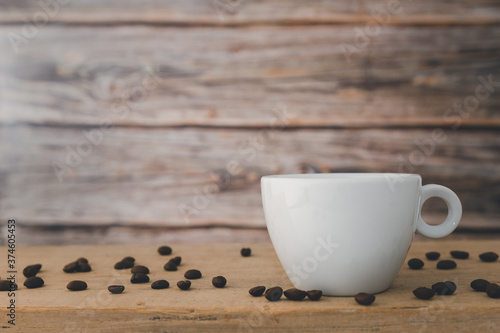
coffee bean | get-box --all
[354,293,375,305]
[450,250,469,259]
[212,276,227,288]
[471,279,490,292]
[76,258,88,265]
[241,248,251,257]
[23,264,42,278]
[408,258,424,270]
[0,280,16,291]
[108,285,125,294]
[114,261,126,269]
[425,252,440,261]
[184,269,202,280]
[158,246,172,256]
[121,259,135,269]
[63,261,79,273]
[249,286,266,297]
[115,257,134,270]
[170,256,182,266]
[437,260,456,270]
[486,283,500,299]
[151,280,170,289]
[265,286,283,301]
[164,262,178,271]
[432,281,456,295]
[130,273,150,284]
[67,280,87,291]
[479,252,498,262]
[306,290,322,301]
[413,287,435,300]
[24,276,44,289]
[177,280,191,290]
[131,265,150,275]
[284,288,307,301]
[77,263,92,272]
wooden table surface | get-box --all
[1,240,499,332]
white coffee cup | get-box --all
[261,173,462,296]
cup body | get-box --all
[261,173,422,296]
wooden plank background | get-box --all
[0,0,499,244]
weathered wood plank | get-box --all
[1,0,500,25]
[4,215,498,247]
[2,25,500,128]
[2,241,500,332]
[1,125,499,227]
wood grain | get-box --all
[2,25,500,128]
[1,0,500,25]
[1,241,499,332]
[1,124,499,227]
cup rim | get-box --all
[261,173,421,180]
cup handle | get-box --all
[416,184,462,238]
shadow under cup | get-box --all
[261,173,462,296]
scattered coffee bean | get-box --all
[64,259,92,273]
[131,265,150,275]
[108,285,125,294]
[486,283,500,299]
[63,261,79,273]
[170,257,182,266]
[114,257,135,270]
[471,279,490,292]
[184,269,202,280]
[241,248,251,257]
[76,258,88,265]
[437,260,456,270]
[450,250,469,259]
[479,252,499,262]
[354,293,375,305]
[265,286,283,301]
[212,276,227,288]
[306,290,322,301]
[284,288,307,301]
[164,262,178,271]
[249,286,266,297]
[158,246,172,256]
[77,263,92,272]
[0,280,16,291]
[408,258,424,270]
[114,261,126,270]
[23,264,42,278]
[121,259,135,269]
[413,287,435,300]
[432,281,456,295]
[425,252,440,261]
[67,280,87,291]
[177,280,191,290]
[24,276,44,289]
[151,280,170,289]
[130,273,150,284]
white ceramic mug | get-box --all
[261,173,462,296]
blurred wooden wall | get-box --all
[0,1,499,244]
